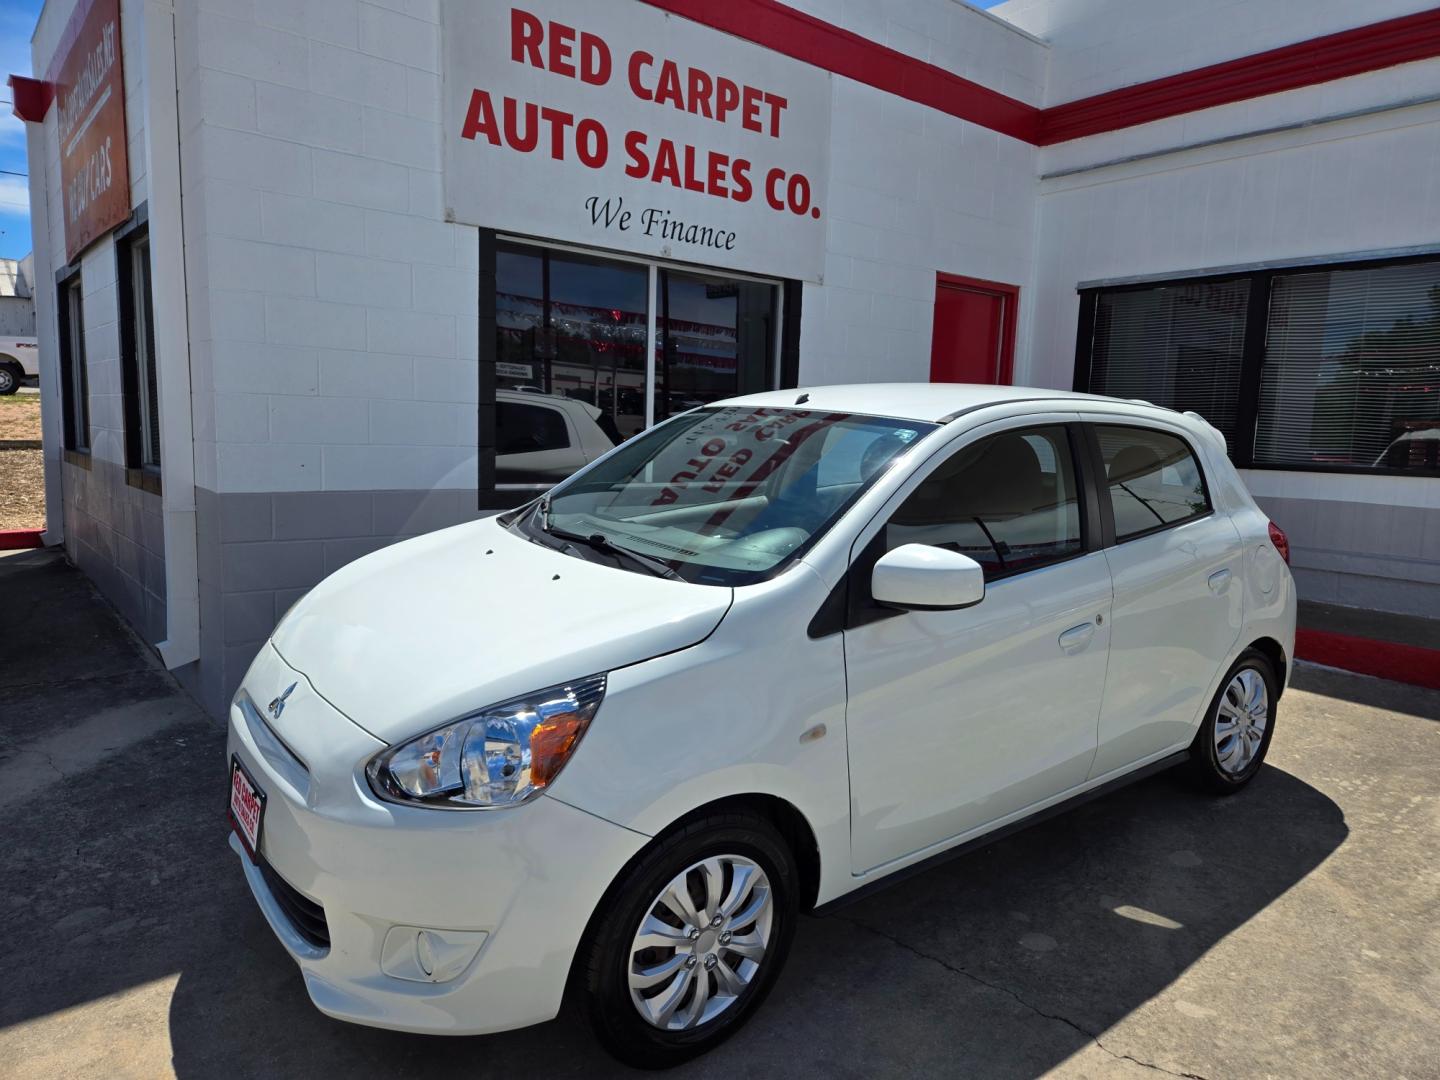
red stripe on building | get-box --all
[1037,8,1440,145]
[1295,628,1440,692]
[640,2,1440,148]
[0,529,44,551]
[639,0,1041,143]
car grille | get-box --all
[258,857,330,949]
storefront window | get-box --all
[656,270,777,422]
[1084,279,1248,446]
[489,238,782,489]
[1256,262,1440,471]
[1076,256,1440,475]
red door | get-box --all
[929,273,1019,385]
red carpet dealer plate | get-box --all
[228,756,266,862]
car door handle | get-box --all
[1058,622,1095,654]
[1208,569,1232,594]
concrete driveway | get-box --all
[2,547,1437,1079]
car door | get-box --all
[1083,421,1244,778]
[844,418,1112,874]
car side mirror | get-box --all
[871,544,986,611]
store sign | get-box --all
[442,1,833,282]
[50,0,130,264]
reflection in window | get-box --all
[59,276,89,452]
[1096,426,1209,540]
[1086,280,1248,446]
[1257,261,1440,471]
[656,270,777,422]
[886,426,1083,580]
[495,243,648,440]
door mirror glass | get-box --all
[871,544,986,610]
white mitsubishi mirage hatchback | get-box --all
[227,384,1295,1068]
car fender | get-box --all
[545,564,856,907]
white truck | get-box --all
[0,336,38,394]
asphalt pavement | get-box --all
[2,546,1437,1079]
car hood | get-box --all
[269,515,733,743]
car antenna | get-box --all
[795,392,809,404]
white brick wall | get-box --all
[169,0,476,493]
[1026,97,1440,391]
[993,0,1437,105]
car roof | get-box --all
[721,383,1180,425]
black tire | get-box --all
[578,810,798,1069]
[0,363,19,395]
[1186,649,1278,794]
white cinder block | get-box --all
[266,295,369,350]
[309,39,408,110]
[253,0,360,48]
[208,289,267,344]
[260,193,368,255]
[218,442,323,493]
[369,399,470,445]
[367,307,456,358]
[319,349,416,398]
[202,128,312,195]
[322,444,478,491]
[197,11,309,90]
[256,84,365,153]
[212,341,320,396]
[413,357,479,403]
[316,252,413,308]
[209,236,317,298]
[359,3,440,71]
[412,265,477,315]
[214,393,273,443]
[313,148,412,211]
[362,107,442,169]
[364,209,456,266]
[267,395,371,444]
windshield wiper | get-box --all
[543,522,684,581]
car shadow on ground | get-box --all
[0,549,1350,1077]
[9,726,1344,1078]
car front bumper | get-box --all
[227,643,648,1036]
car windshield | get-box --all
[516,406,935,585]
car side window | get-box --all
[497,402,571,455]
[885,425,1084,581]
[1095,425,1210,541]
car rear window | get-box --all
[1095,425,1210,540]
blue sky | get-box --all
[1,0,43,261]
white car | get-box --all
[494,388,619,482]
[0,335,39,394]
[228,384,1295,1067]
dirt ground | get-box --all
[0,396,45,529]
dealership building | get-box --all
[11,0,1440,714]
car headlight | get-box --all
[365,675,606,810]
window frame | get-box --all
[477,228,804,510]
[116,207,162,494]
[55,264,90,460]
[1073,250,1440,479]
[836,419,1104,633]
[1080,421,1214,547]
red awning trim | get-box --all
[7,74,54,123]
[639,1,1440,148]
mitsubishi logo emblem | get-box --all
[268,682,297,719]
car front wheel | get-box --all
[0,364,19,395]
[1187,649,1279,793]
[578,810,798,1069]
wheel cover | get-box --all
[0,370,13,391]
[627,854,774,1031]
[1215,667,1268,775]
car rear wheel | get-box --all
[578,810,798,1069]
[1187,649,1278,794]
